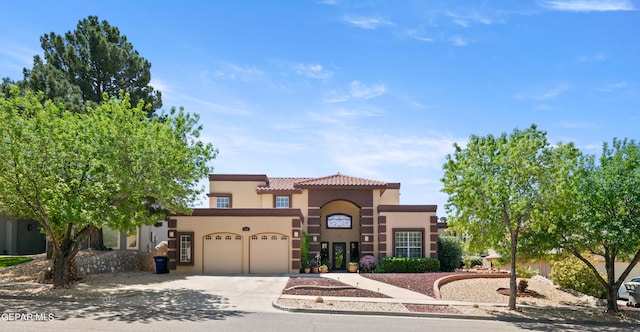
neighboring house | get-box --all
[0,218,46,255]
[167,173,438,274]
[101,221,168,253]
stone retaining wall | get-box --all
[75,250,154,277]
[74,241,168,277]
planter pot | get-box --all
[311,267,319,273]
[348,263,358,273]
[319,267,329,273]
[304,268,311,273]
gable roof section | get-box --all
[256,174,389,193]
[295,174,387,189]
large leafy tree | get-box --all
[22,15,162,114]
[441,124,580,310]
[534,138,640,313]
[0,88,216,287]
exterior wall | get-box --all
[381,211,437,258]
[209,180,265,208]
[379,188,400,205]
[170,214,298,274]
[207,175,267,208]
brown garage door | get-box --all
[203,233,243,274]
[249,233,289,274]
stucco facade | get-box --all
[167,174,437,274]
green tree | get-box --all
[23,15,162,114]
[441,124,580,310]
[533,138,640,312]
[0,88,216,287]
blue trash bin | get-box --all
[154,256,168,274]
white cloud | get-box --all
[213,62,264,81]
[349,80,387,100]
[294,63,333,80]
[541,0,635,11]
[595,81,630,92]
[340,15,394,29]
[402,29,433,42]
[149,78,170,93]
[514,84,570,100]
[445,10,498,27]
[324,80,387,103]
[450,35,469,46]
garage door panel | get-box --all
[250,234,289,274]
[203,233,242,274]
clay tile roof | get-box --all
[294,174,386,187]
[256,174,387,191]
[256,177,312,192]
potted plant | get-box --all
[310,260,319,273]
[302,260,310,274]
[348,245,359,273]
[319,264,329,273]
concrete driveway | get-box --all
[123,275,290,313]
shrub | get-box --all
[516,266,539,278]
[518,279,529,293]
[359,255,378,273]
[377,257,440,273]
[462,257,483,269]
[437,235,463,272]
[550,255,606,299]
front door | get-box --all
[332,242,346,270]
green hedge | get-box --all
[437,235,463,272]
[378,257,440,273]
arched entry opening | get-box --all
[320,200,361,270]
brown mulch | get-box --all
[282,276,390,298]
[361,272,460,297]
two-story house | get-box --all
[167,173,438,274]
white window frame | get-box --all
[275,196,290,208]
[394,230,423,258]
[216,196,230,208]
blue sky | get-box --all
[1,1,638,215]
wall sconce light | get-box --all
[168,231,175,238]
[313,236,318,242]
[364,235,369,242]
[293,231,299,238]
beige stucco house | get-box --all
[167,174,438,274]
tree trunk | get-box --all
[606,284,619,312]
[46,235,54,259]
[52,251,74,288]
[508,233,518,310]
[89,227,105,250]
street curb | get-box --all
[271,300,496,321]
[271,299,640,327]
